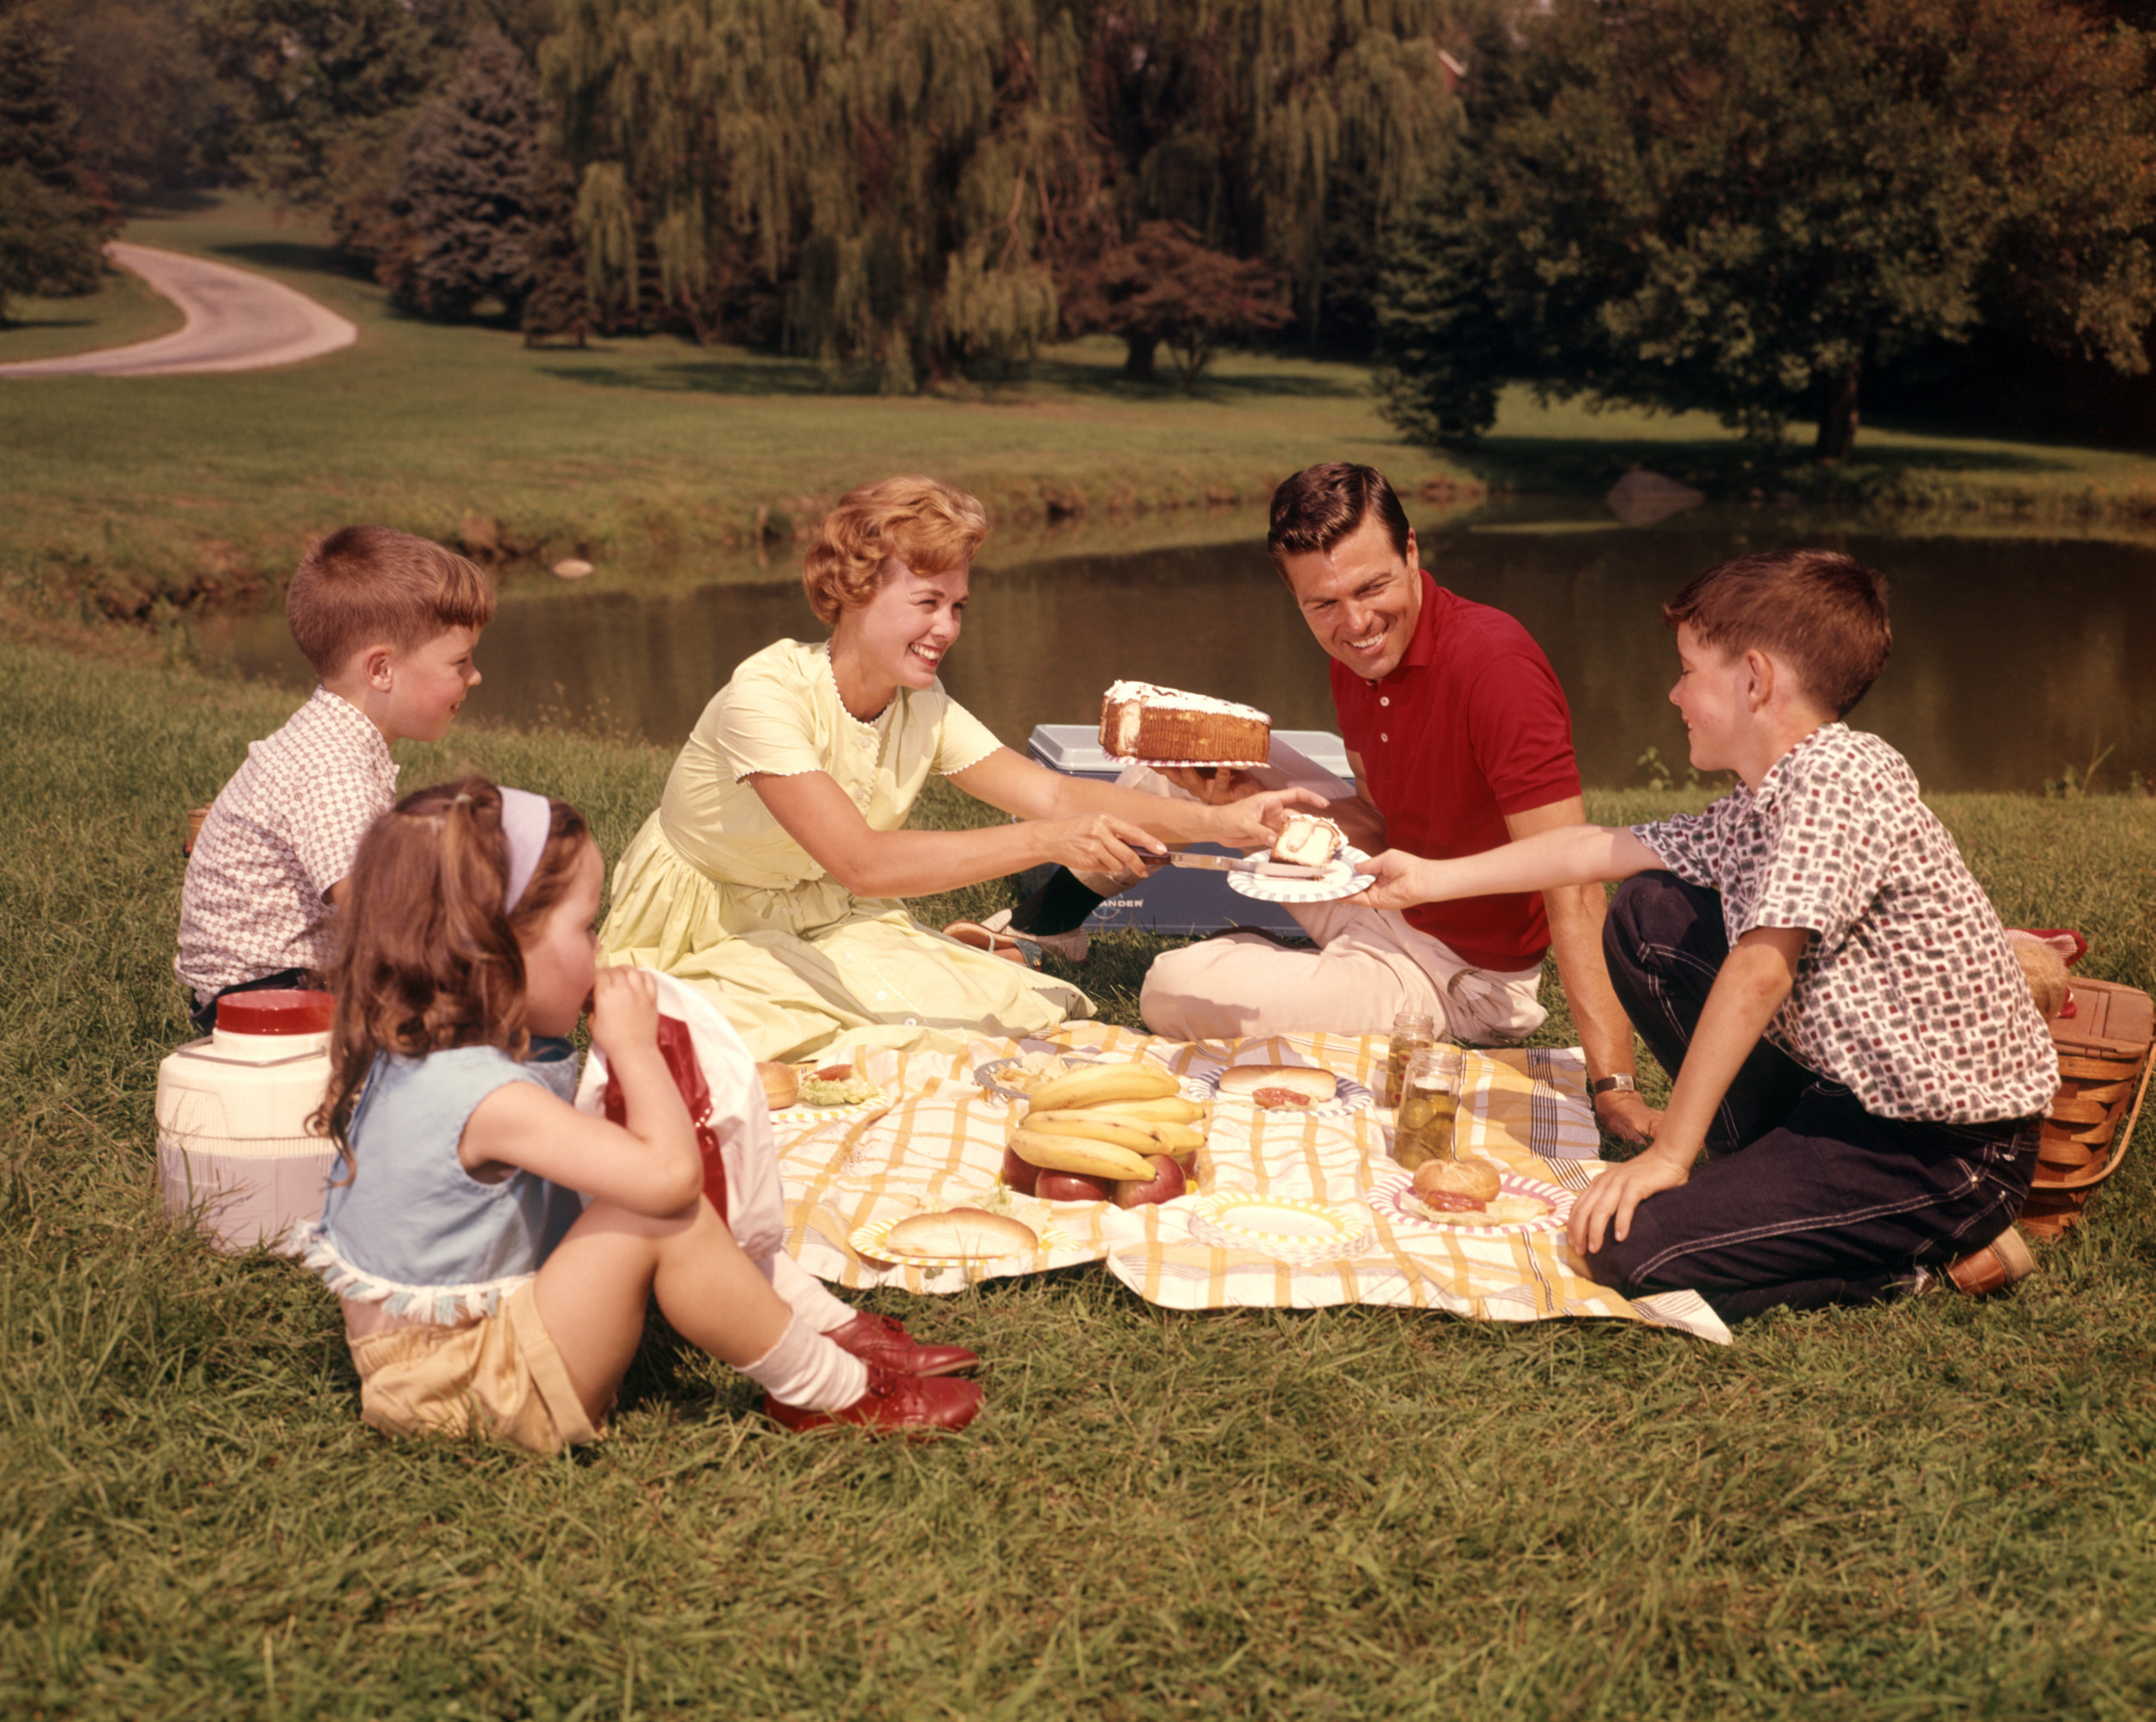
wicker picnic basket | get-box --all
[2019,977,2155,1239]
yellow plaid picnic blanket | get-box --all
[774,1024,1729,1344]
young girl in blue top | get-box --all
[299,775,980,1450]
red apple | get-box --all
[1037,1168,1112,1203]
[1000,1143,1040,1196]
[1112,1154,1187,1209]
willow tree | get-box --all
[542,0,1080,385]
[541,0,1477,382]
[1071,0,1478,350]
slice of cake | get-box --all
[1100,682,1270,764]
[1271,811,1345,868]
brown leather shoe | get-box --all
[1944,1225,2037,1295]
[766,1365,981,1436]
[824,1311,980,1377]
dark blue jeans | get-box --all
[1589,872,2038,1324]
[187,967,312,1037]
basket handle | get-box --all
[2046,1053,2155,1192]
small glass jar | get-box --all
[1384,1011,1436,1109]
[1391,1046,1462,1171]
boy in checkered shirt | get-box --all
[1357,549,2057,1322]
[177,528,495,1034]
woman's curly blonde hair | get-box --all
[801,476,989,625]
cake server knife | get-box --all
[1164,854,1331,880]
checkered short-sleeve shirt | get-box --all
[1634,724,2057,1123]
[176,687,398,1001]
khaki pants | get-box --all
[1120,742,1550,1046]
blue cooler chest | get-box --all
[1025,724,1353,937]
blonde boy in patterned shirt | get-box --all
[1359,549,2057,1323]
[177,528,494,1033]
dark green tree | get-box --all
[47,0,225,202]
[0,1,106,320]
[519,141,587,346]
[1376,0,2156,459]
[196,0,445,205]
[385,29,546,319]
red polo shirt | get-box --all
[1332,574,1583,970]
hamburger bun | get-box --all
[755,1061,799,1110]
[1217,1064,1336,1105]
[1411,1158,1502,1205]
[881,1208,1040,1259]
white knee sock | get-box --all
[737,1314,868,1411]
[767,1249,861,1334]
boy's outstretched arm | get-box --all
[1566,925,1810,1258]
[1357,823,1662,911]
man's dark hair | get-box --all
[1664,548,1892,717]
[1267,463,1413,573]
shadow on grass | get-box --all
[1025,353,1366,403]
[1456,431,2085,498]
[210,238,359,278]
[540,354,834,396]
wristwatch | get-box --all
[1589,1074,1638,1098]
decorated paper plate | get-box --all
[1225,846,1375,905]
[1185,1191,1373,1262]
[774,1087,890,1127]
[976,1055,1212,1106]
[972,1054,1100,1103]
[1365,1169,1573,1237]
[1195,1063,1376,1118]
[849,1213,1074,1267]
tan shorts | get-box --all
[348,1281,600,1456]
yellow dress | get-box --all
[599,638,1094,1063]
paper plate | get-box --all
[972,1055,1100,1104]
[774,1088,889,1127]
[1197,1061,1376,1118]
[1185,1191,1373,1262]
[1225,846,1375,905]
[1366,1168,1573,1237]
[849,1213,1071,1267]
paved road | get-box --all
[0,242,358,379]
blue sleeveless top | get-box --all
[298,1038,585,1324]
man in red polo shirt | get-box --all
[1139,462,1658,1144]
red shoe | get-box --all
[825,1311,980,1377]
[766,1365,981,1436]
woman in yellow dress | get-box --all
[600,476,1316,1063]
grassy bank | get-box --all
[7,638,2156,1718]
[3,197,2155,637]
[0,261,185,365]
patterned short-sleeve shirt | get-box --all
[1633,724,2056,1123]
[176,686,398,1001]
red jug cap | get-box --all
[215,989,334,1036]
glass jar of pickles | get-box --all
[1391,1047,1462,1170]
[1383,1011,1436,1108]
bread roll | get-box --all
[1412,1158,1502,1204]
[1217,1064,1336,1104]
[756,1061,799,1110]
[882,1207,1040,1259]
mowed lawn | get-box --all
[6,637,2156,1719]
[5,196,2156,634]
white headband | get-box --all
[498,786,552,911]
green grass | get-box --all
[9,637,2156,1717]
[0,260,185,365]
[4,195,2156,638]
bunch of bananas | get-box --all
[1006,1061,1207,1183]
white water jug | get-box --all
[156,989,337,1253]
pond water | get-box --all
[202,506,2156,793]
